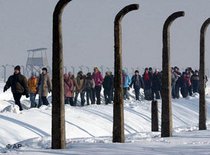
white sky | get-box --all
[0,0,210,74]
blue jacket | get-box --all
[123,74,131,88]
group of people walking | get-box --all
[3,65,208,110]
[171,66,208,99]
[128,66,208,101]
[123,67,161,101]
[64,67,106,106]
[3,66,52,111]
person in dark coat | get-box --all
[180,72,190,98]
[173,66,181,99]
[103,71,113,104]
[186,70,193,96]
[85,72,95,105]
[3,65,29,111]
[191,70,199,93]
[142,68,152,100]
[151,69,161,100]
[130,70,144,101]
[109,72,114,102]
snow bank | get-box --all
[0,81,210,154]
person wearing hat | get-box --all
[37,67,52,107]
[130,70,144,101]
[3,65,29,111]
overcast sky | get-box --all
[1,0,210,75]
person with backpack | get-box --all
[3,65,29,111]
[130,70,144,101]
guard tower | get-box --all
[26,48,50,77]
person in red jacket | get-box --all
[92,67,103,105]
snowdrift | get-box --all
[0,81,210,154]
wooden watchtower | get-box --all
[26,48,50,76]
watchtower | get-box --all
[26,48,50,76]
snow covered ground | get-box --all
[0,81,210,154]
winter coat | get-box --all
[171,72,176,86]
[122,73,131,88]
[64,74,74,97]
[185,73,192,87]
[38,73,52,97]
[28,76,38,94]
[191,74,199,93]
[85,76,95,90]
[175,71,182,88]
[75,75,85,93]
[92,72,103,87]
[103,75,114,91]
[142,72,152,90]
[130,75,144,89]
[180,74,189,97]
[151,72,161,91]
[4,73,29,95]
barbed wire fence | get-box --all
[0,64,209,83]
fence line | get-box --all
[0,64,209,82]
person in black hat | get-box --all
[3,65,29,111]
[42,67,47,72]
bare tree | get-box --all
[52,0,71,149]
[199,18,210,130]
[161,11,184,137]
[113,4,139,143]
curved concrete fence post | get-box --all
[113,4,139,143]
[161,11,184,137]
[199,18,210,130]
[52,0,71,149]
